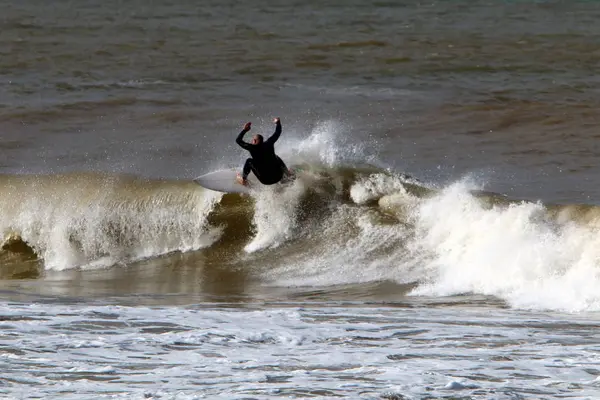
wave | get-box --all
[1,122,600,312]
[0,173,223,271]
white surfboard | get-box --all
[193,169,257,194]
[194,167,299,194]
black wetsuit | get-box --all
[236,121,289,185]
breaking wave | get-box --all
[1,121,600,312]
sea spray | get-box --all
[280,120,375,168]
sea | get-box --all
[1,0,600,399]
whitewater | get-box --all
[2,301,599,400]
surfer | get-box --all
[235,118,292,186]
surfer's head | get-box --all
[252,134,264,145]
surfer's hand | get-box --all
[273,118,280,124]
[243,122,251,131]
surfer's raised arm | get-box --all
[236,122,252,150]
[266,118,281,144]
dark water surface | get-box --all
[2,0,600,200]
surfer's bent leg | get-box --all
[242,158,254,180]
[244,158,285,185]
[243,158,265,182]
[243,157,290,185]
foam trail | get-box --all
[409,180,600,312]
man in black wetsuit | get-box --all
[236,117,291,186]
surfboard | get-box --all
[193,169,256,194]
[194,167,300,194]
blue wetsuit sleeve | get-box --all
[266,121,282,144]
[236,128,252,150]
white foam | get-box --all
[444,380,480,390]
[1,302,598,399]
[409,179,600,312]
[350,173,409,204]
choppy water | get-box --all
[2,300,600,399]
[2,0,600,398]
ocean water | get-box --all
[1,0,600,398]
